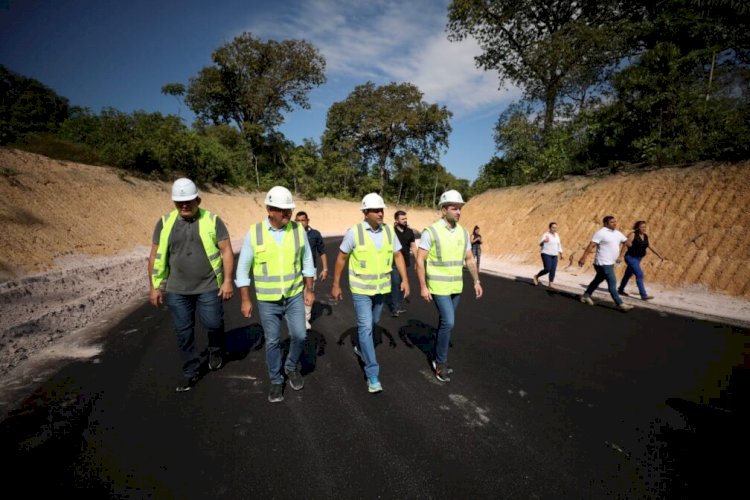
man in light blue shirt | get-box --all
[235,186,316,403]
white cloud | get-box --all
[247,0,522,115]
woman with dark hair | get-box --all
[470,226,482,271]
[617,220,663,300]
[533,222,563,287]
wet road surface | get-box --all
[1,239,747,498]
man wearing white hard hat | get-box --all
[416,189,483,383]
[148,178,235,392]
[331,193,410,394]
[235,186,316,403]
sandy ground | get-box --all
[0,148,748,414]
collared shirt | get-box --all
[339,222,403,254]
[305,226,325,269]
[418,218,471,253]
[234,218,315,288]
[539,231,563,256]
[591,227,627,265]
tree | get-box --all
[447,0,630,131]
[0,65,69,144]
[323,82,452,194]
[161,83,185,118]
[184,32,326,187]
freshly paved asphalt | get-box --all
[1,238,747,498]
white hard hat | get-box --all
[361,192,386,210]
[265,186,296,209]
[172,178,199,201]
[438,189,465,207]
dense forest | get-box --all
[1,1,748,206]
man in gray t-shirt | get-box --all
[147,178,235,391]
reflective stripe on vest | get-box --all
[152,208,223,289]
[348,222,393,296]
[425,222,467,295]
[250,221,304,301]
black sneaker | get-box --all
[208,351,224,371]
[431,361,452,382]
[286,369,304,391]
[268,383,284,403]
[176,376,197,392]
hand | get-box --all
[304,289,315,306]
[420,287,432,302]
[240,300,253,318]
[319,268,329,281]
[401,281,410,299]
[474,282,483,299]
[149,288,164,307]
[330,284,343,302]
[218,281,233,301]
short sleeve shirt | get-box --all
[591,227,627,265]
[339,224,402,254]
[394,226,416,266]
[152,214,229,294]
[418,219,471,253]
[306,227,326,267]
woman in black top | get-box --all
[471,226,482,271]
[617,221,663,300]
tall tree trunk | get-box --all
[544,87,557,132]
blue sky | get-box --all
[0,0,521,181]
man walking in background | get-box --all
[389,210,417,317]
[148,178,235,392]
[236,186,316,403]
[417,189,483,384]
[331,193,410,394]
[295,211,328,330]
[578,215,634,312]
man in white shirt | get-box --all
[577,215,634,312]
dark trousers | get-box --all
[584,264,623,305]
[536,254,558,282]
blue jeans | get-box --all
[390,267,404,312]
[537,254,558,282]
[165,290,225,379]
[352,293,385,380]
[256,292,307,384]
[619,255,648,298]
[584,264,623,305]
[432,294,461,364]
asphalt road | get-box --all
[1,238,747,498]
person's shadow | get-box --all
[310,301,333,325]
[223,323,265,363]
[337,325,397,379]
[398,319,437,369]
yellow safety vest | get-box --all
[250,221,305,301]
[425,221,468,295]
[152,208,223,290]
[348,222,393,296]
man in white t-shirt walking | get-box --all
[577,215,634,312]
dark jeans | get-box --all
[619,255,648,298]
[165,290,225,379]
[536,254,558,282]
[389,267,404,312]
[472,246,481,270]
[583,264,623,305]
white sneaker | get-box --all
[368,377,383,393]
[618,303,634,312]
[580,295,594,306]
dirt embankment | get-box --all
[0,148,749,377]
[460,163,750,298]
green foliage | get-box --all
[447,0,629,131]
[0,65,70,144]
[185,32,326,132]
[323,81,452,194]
